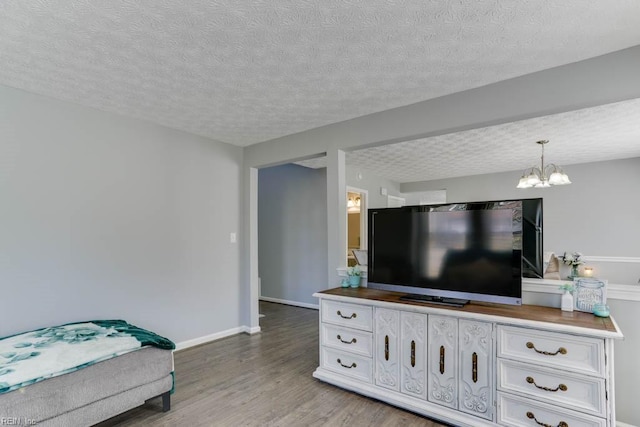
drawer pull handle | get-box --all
[526,341,567,356]
[337,358,357,369]
[337,310,357,319]
[384,335,390,361]
[336,335,357,344]
[526,411,569,427]
[410,340,416,367]
[526,376,568,392]
[439,345,445,374]
[472,352,478,383]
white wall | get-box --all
[401,157,640,426]
[0,85,243,345]
[258,164,328,306]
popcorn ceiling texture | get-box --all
[1,1,640,146]
[297,99,640,183]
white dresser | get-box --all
[313,288,623,427]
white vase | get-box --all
[561,290,574,312]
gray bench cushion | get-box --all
[0,347,173,424]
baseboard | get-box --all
[174,325,260,351]
[617,421,638,427]
[242,325,262,335]
[259,296,319,310]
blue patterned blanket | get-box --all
[0,320,174,394]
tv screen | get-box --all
[367,199,540,306]
[522,198,544,279]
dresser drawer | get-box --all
[497,392,606,427]
[321,347,373,383]
[321,324,373,357]
[497,325,605,376]
[322,300,373,331]
[497,359,606,417]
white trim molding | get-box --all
[522,278,566,294]
[175,325,262,351]
[616,421,637,427]
[583,256,640,264]
[523,278,640,302]
[242,325,262,335]
[175,327,244,351]
[259,296,319,310]
[607,283,640,302]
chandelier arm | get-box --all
[544,163,559,175]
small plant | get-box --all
[560,252,584,267]
[559,283,575,293]
[561,251,584,278]
[347,266,361,277]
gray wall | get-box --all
[256,164,399,302]
[401,157,640,425]
[346,165,402,209]
[258,164,328,306]
[606,299,639,426]
[0,85,244,344]
[401,157,640,285]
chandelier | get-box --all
[516,140,571,189]
[347,196,361,213]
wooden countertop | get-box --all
[315,287,622,338]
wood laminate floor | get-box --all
[98,302,445,426]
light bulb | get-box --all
[516,176,531,189]
[548,171,564,185]
[527,172,541,186]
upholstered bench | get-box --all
[0,321,174,426]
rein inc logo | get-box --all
[0,418,37,425]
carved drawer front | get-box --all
[322,347,373,383]
[497,392,606,427]
[497,325,604,377]
[375,308,400,391]
[322,300,373,331]
[427,315,458,409]
[458,319,493,421]
[321,324,373,357]
[400,312,428,400]
[497,359,606,417]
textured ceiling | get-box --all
[1,1,640,146]
[296,98,640,183]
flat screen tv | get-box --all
[367,198,543,306]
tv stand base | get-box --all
[313,287,621,427]
[399,294,469,307]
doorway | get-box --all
[347,187,367,267]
